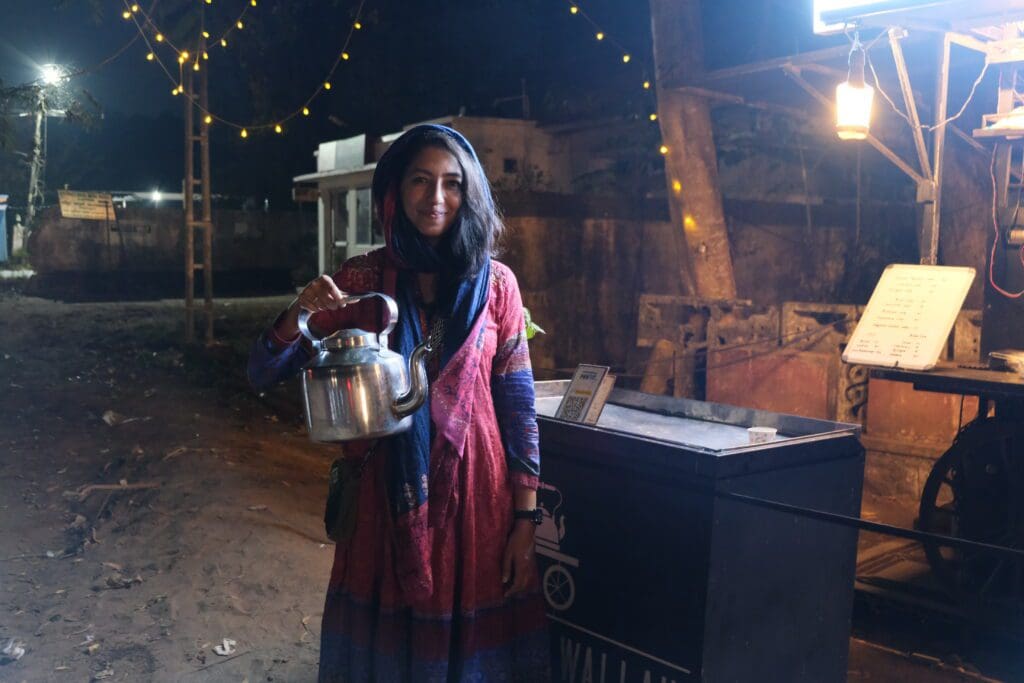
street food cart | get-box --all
[534,381,864,682]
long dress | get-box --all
[247,249,550,682]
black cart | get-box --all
[534,381,864,682]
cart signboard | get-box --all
[58,190,115,221]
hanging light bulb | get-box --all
[156,33,165,42]
[302,106,310,116]
[203,51,209,60]
[236,19,244,29]
[354,21,362,29]
[240,128,248,138]
[570,5,579,14]
[643,80,651,89]
[122,10,131,19]
[251,0,257,5]
[342,52,350,60]
[180,50,190,60]
[202,30,210,38]
[324,81,332,90]
[274,124,283,134]
[649,113,658,121]
[659,144,669,155]
[835,33,874,141]
[131,3,139,11]
[204,114,212,124]
[622,54,631,63]
[596,32,604,41]
[146,52,155,61]
[221,38,227,47]
[193,61,200,71]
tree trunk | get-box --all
[649,0,737,300]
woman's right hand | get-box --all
[275,275,349,340]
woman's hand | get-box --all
[276,275,349,339]
[502,520,537,599]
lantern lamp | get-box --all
[835,34,874,141]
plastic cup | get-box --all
[747,426,777,444]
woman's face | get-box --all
[399,145,463,244]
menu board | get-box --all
[841,264,975,371]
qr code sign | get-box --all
[559,395,588,421]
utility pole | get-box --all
[25,89,45,227]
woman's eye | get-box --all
[445,180,461,190]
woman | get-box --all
[248,124,550,682]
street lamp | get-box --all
[39,64,66,86]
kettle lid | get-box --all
[323,328,380,351]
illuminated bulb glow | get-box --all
[672,180,682,193]
[202,31,210,38]
[204,114,212,124]
[193,62,200,71]
[596,32,604,40]
[622,54,631,63]
[131,3,139,11]
[643,80,651,89]
[354,21,362,29]
[180,50,190,59]
[324,81,331,90]
[122,10,131,19]
[302,107,310,116]
[146,52,155,61]
[835,81,874,141]
[274,124,283,133]
[240,129,248,138]
[570,5,579,13]
[342,52,350,60]
[203,51,209,60]
[649,113,657,121]
[156,33,164,41]
[236,20,243,29]
[659,144,669,155]
[221,38,227,47]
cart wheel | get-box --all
[918,418,1024,605]
[543,564,576,611]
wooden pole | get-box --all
[184,68,195,344]
[649,0,736,300]
[200,64,213,345]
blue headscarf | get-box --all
[373,125,493,525]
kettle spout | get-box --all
[393,342,430,418]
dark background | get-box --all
[0,0,846,211]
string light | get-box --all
[649,113,657,121]
[595,31,604,40]
[622,54,630,63]
[131,3,139,11]
[570,5,579,14]
[643,80,650,89]
[202,51,209,60]
[119,0,368,140]
[659,144,669,155]
[122,10,132,19]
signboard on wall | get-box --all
[58,190,115,221]
[814,0,1024,34]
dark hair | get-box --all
[375,126,503,279]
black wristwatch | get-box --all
[513,508,543,525]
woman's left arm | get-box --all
[491,266,541,598]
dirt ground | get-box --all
[0,289,1019,682]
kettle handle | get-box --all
[296,292,399,349]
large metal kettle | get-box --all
[298,292,430,442]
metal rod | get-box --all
[698,43,871,86]
[927,33,952,266]
[888,28,931,179]
[715,489,1024,562]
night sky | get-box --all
[0,0,842,209]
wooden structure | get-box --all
[183,65,214,345]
